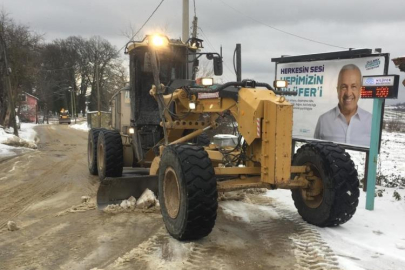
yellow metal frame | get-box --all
[122,34,319,193]
[144,84,313,191]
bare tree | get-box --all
[36,36,126,116]
[0,10,42,133]
[85,36,126,111]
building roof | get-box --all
[23,91,39,100]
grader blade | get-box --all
[97,171,158,209]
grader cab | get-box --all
[87,34,360,241]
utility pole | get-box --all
[191,15,198,80]
[192,16,198,39]
[70,89,74,123]
[0,26,18,136]
[182,0,189,43]
[73,90,76,124]
[72,69,77,124]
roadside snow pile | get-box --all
[1,134,37,149]
[0,124,37,149]
[69,121,89,131]
[103,189,160,214]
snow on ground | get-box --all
[0,123,38,159]
[267,188,405,270]
[68,121,89,131]
[1,113,405,269]
[347,130,405,188]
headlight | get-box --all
[148,34,169,47]
[273,80,288,88]
[189,101,196,110]
[196,77,213,86]
[201,78,213,86]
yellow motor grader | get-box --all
[59,108,71,124]
[88,34,359,241]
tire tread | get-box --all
[292,142,359,227]
[161,144,217,240]
[98,130,123,180]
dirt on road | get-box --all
[0,124,341,270]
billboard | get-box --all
[275,55,387,148]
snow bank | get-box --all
[348,130,405,188]
[266,188,405,270]
[68,121,89,131]
[0,123,38,159]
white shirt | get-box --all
[314,106,372,147]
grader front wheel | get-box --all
[159,145,218,241]
[291,142,359,227]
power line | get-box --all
[119,0,166,53]
[198,27,233,81]
[218,0,350,50]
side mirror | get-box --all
[213,56,223,76]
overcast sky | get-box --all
[1,0,405,104]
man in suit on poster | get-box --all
[314,64,372,147]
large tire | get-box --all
[184,130,211,146]
[195,133,210,146]
[159,144,217,240]
[88,128,104,175]
[291,142,359,227]
[97,130,123,181]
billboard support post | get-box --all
[365,98,384,210]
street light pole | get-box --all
[72,68,77,124]
[70,89,74,122]
[73,90,77,124]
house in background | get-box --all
[19,92,39,123]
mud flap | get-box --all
[97,169,158,209]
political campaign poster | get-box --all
[275,55,386,148]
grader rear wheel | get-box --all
[88,128,105,175]
[97,130,123,181]
[291,142,359,227]
[159,144,217,241]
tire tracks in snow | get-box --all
[93,192,341,270]
[0,152,75,230]
[0,125,87,230]
[247,194,342,270]
[106,227,227,270]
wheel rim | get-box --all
[301,163,324,208]
[97,141,104,173]
[164,167,180,219]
